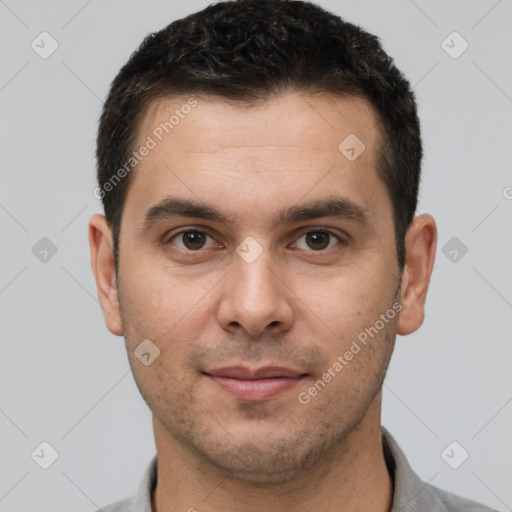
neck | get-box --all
[151,396,392,512]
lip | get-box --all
[204,366,307,401]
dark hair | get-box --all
[96,0,422,270]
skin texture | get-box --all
[89,92,437,512]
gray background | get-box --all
[1,0,511,511]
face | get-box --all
[112,92,403,482]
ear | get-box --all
[397,214,437,336]
[88,214,124,336]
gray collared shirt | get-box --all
[97,427,497,511]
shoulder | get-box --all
[426,483,500,512]
[381,428,498,512]
[93,496,135,512]
[93,454,157,512]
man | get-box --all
[89,1,496,510]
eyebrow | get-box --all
[142,195,369,230]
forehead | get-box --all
[124,91,389,229]
[138,91,381,157]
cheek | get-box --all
[305,269,396,346]
[119,251,236,383]
[121,258,200,328]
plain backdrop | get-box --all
[1,1,511,511]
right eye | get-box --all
[166,229,220,251]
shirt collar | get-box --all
[132,452,157,512]
[381,426,449,511]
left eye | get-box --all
[294,230,342,251]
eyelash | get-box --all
[165,227,347,254]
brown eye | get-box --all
[305,231,330,250]
[169,230,215,251]
[182,231,206,250]
[294,230,342,252]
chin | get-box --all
[188,426,342,485]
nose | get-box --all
[216,246,294,337]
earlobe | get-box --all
[397,214,437,336]
[88,214,124,336]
